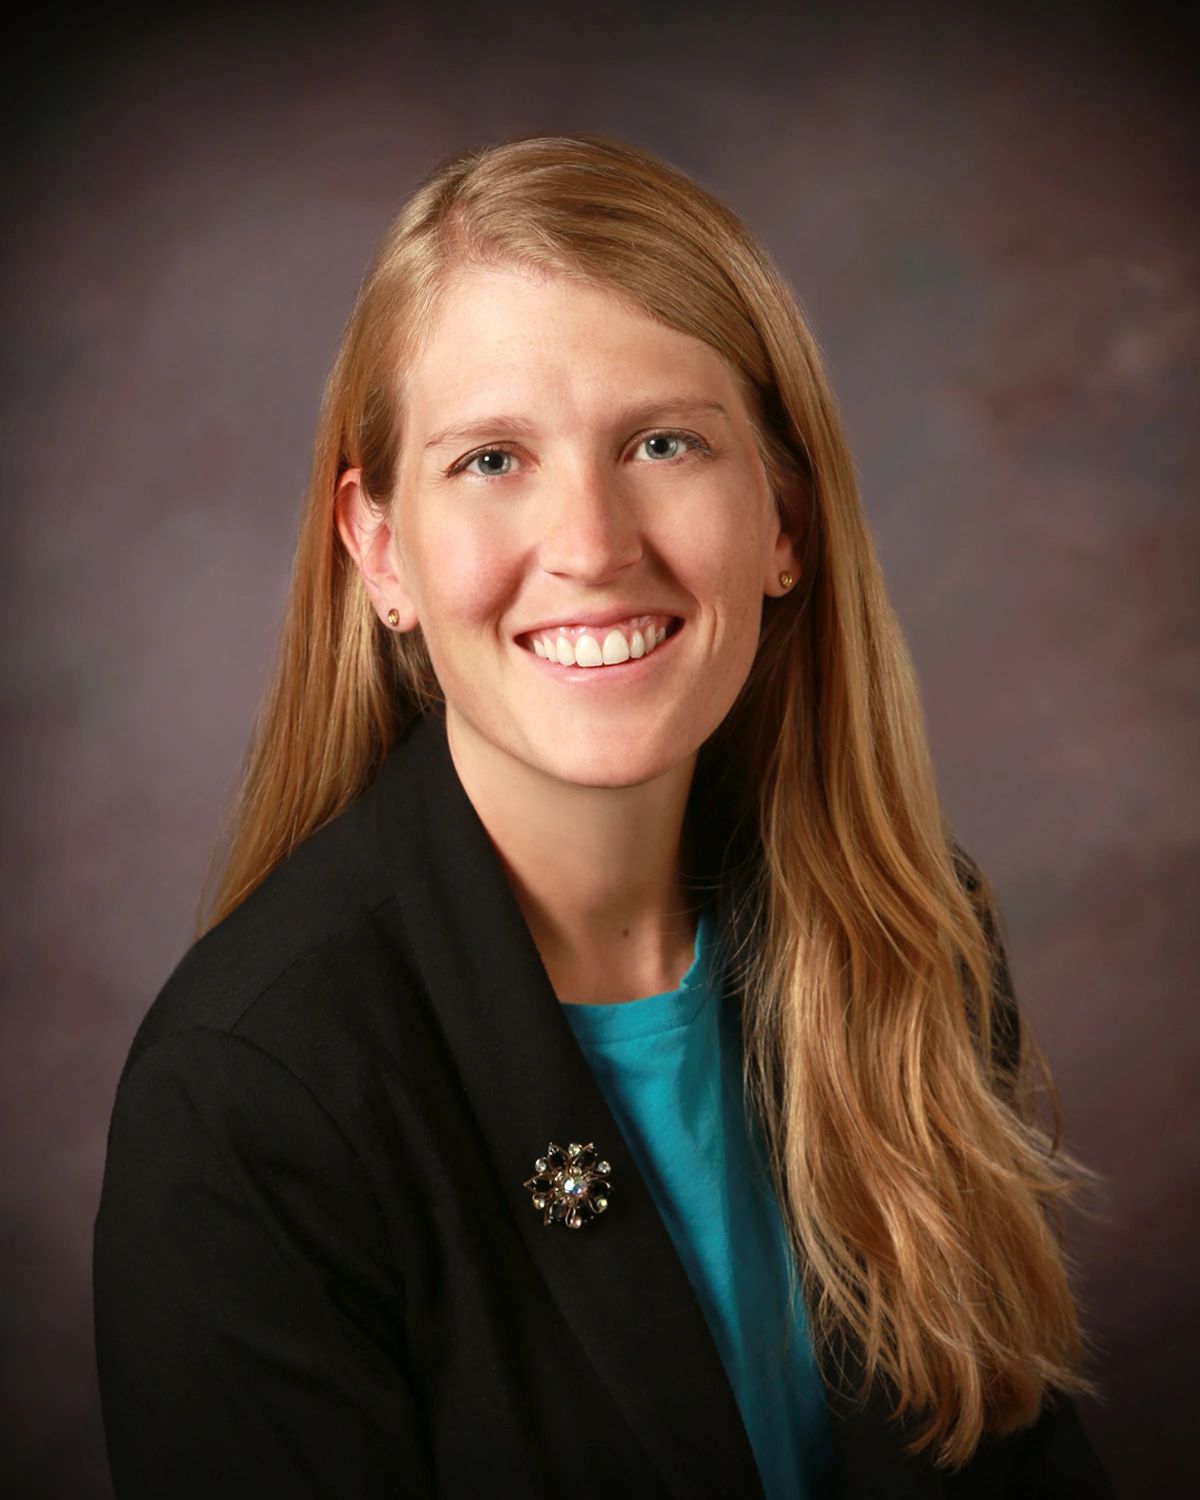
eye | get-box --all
[634,430,708,463]
[453,446,518,478]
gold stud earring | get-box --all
[386,608,400,627]
[778,571,794,590]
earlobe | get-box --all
[762,478,806,597]
[333,468,419,630]
[767,525,802,597]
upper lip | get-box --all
[516,607,682,635]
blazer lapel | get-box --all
[367,705,765,1498]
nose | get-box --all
[536,459,644,584]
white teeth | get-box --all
[527,616,676,667]
[574,635,604,667]
[602,630,630,665]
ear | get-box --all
[333,468,419,630]
[764,504,804,598]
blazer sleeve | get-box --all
[995,1389,1117,1499]
[950,847,1115,1498]
[93,1026,436,1499]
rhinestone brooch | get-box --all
[523,1140,612,1229]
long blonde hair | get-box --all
[199,132,1092,1465]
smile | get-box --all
[517,614,683,670]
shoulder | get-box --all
[947,837,1023,1082]
[947,837,989,903]
[93,802,419,1358]
[117,784,416,1121]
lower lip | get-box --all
[516,623,684,683]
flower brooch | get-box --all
[523,1140,612,1229]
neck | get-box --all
[444,706,701,1004]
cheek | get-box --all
[408,512,516,626]
[672,508,766,604]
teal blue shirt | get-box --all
[561,907,835,1499]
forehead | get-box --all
[401,265,742,418]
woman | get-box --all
[93,133,1112,1497]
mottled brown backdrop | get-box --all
[3,2,1195,1495]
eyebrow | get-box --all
[421,397,730,453]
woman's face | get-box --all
[339,264,799,793]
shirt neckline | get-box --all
[560,906,721,1044]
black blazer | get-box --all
[93,704,1113,1498]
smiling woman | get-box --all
[331,262,798,947]
[92,133,1113,1498]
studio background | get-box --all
[3,2,1195,1495]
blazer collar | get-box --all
[362,704,942,1500]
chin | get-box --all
[530,741,688,792]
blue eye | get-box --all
[638,432,695,461]
[460,449,516,477]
